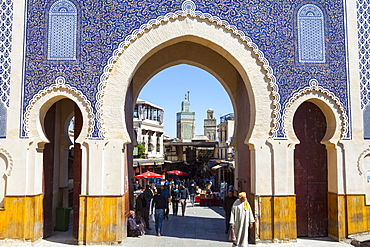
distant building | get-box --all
[218,113,234,160]
[164,139,218,170]
[133,99,164,160]
[176,92,195,142]
[204,109,217,141]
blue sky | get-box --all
[138,64,233,138]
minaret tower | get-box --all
[176,91,195,142]
[204,108,216,141]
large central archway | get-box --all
[101,18,275,144]
[100,14,276,243]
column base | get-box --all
[78,194,128,245]
[251,194,297,242]
[0,194,43,241]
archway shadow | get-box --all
[43,213,78,245]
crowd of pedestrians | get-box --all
[129,178,255,246]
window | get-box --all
[297,4,325,63]
[47,0,77,60]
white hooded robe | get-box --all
[229,199,255,246]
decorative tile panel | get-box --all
[22,0,350,139]
[358,0,370,110]
[297,4,326,63]
[47,0,77,60]
[357,0,370,139]
[0,102,6,138]
[0,0,12,108]
[364,104,370,139]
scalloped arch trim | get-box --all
[357,148,370,176]
[0,147,13,177]
[96,0,281,139]
[283,79,348,139]
[23,76,95,138]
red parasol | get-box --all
[167,170,189,176]
[134,171,162,179]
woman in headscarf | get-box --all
[229,192,255,247]
[127,210,145,237]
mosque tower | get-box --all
[176,91,195,142]
[204,108,216,141]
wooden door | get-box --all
[293,102,328,237]
[72,104,82,239]
[43,104,56,238]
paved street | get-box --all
[2,203,365,247]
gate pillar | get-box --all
[77,139,129,245]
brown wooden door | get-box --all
[293,102,328,237]
[43,104,56,238]
[73,104,82,239]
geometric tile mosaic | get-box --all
[297,4,326,63]
[358,0,370,110]
[47,0,77,60]
[22,0,350,139]
[0,0,12,107]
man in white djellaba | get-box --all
[229,192,255,247]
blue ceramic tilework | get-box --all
[22,0,349,139]
[0,102,6,138]
[358,0,370,110]
[364,104,370,139]
[47,0,77,60]
[0,0,12,108]
[297,4,325,63]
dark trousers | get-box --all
[225,210,231,232]
[165,201,169,217]
[172,201,179,215]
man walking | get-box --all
[162,185,170,219]
[152,188,167,236]
[143,185,153,214]
[223,190,237,234]
[189,179,197,207]
[179,185,189,216]
[230,192,255,247]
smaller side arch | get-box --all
[24,77,94,144]
[284,80,347,144]
[356,150,370,204]
[0,147,13,208]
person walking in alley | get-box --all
[171,184,180,215]
[179,184,189,216]
[230,192,255,247]
[143,185,153,215]
[135,192,150,230]
[189,179,197,207]
[162,185,170,219]
[151,188,167,236]
[223,190,237,234]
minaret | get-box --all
[176,91,195,142]
[204,108,216,141]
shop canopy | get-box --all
[167,170,189,176]
[134,171,162,179]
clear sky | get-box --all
[138,64,234,138]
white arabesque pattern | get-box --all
[0,0,12,107]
